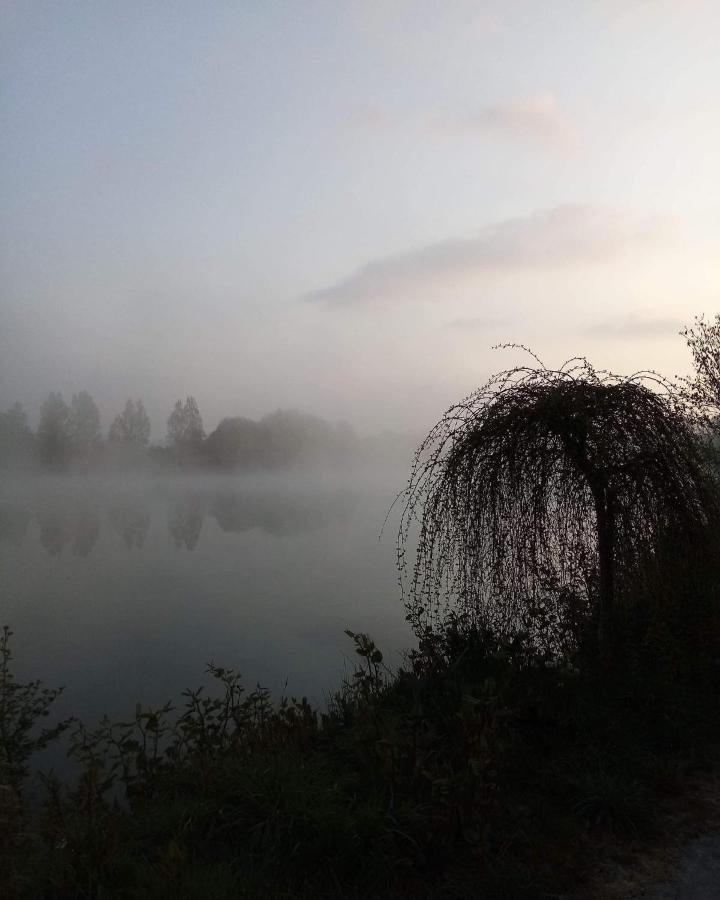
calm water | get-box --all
[0,472,411,730]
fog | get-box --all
[5,8,720,895]
[1,471,412,731]
[3,2,719,745]
[0,387,418,736]
[3,4,719,439]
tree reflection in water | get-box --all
[208,488,356,538]
[108,503,150,550]
[168,494,204,551]
[73,505,100,557]
[4,482,359,555]
[37,509,71,556]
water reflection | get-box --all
[208,489,355,537]
[38,509,71,556]
[168,495,204,550]
[73,506,100,557]
[36,504,102,557]
[109,503,151,550]
[0,504,30,547]
[2,476,405,748]
[3,482,358,556]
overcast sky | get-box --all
[2,1,718,435]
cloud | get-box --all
[585,313,685,338]
[354,93,577,152]
[433,93,578,151]
[303,205,675,308]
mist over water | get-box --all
[1,471,411,731]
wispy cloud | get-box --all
[303,206,675,308]
[354,93,577,152]
[585,313,684,338]
[432,93,578,151]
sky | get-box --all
[2,0,719,436]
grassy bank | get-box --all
[3,595,720,900]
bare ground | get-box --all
[581,766,720,899]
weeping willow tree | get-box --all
[398,353,719,658]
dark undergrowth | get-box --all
[2,566,720,899]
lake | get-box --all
[0,472,412,733]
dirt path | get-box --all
[650,834,720,899]
[582,769,720,899]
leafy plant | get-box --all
[0,625,72,791]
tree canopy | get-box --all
[109,399,151,446]
[68,391,101,460]
[683,314,720,422]
[167,397,204,457]
[37,392,71,468]
[398,354,719,655]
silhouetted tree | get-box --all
[204,417,263,468]
[37,393,71,468]
[109,399,151,446]
[204,411,357,470]
[260,409,347,468]
[399,353,719,660]
[68,391,101,463]
[683,314,720,421]
[167,397,204,463]
[168,495,204,550]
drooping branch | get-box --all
[398,354,718,655]
[682,315,720,439]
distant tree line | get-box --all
[0,392,360,472]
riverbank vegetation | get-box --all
[3,594,720,899]
[2,316,720,897]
